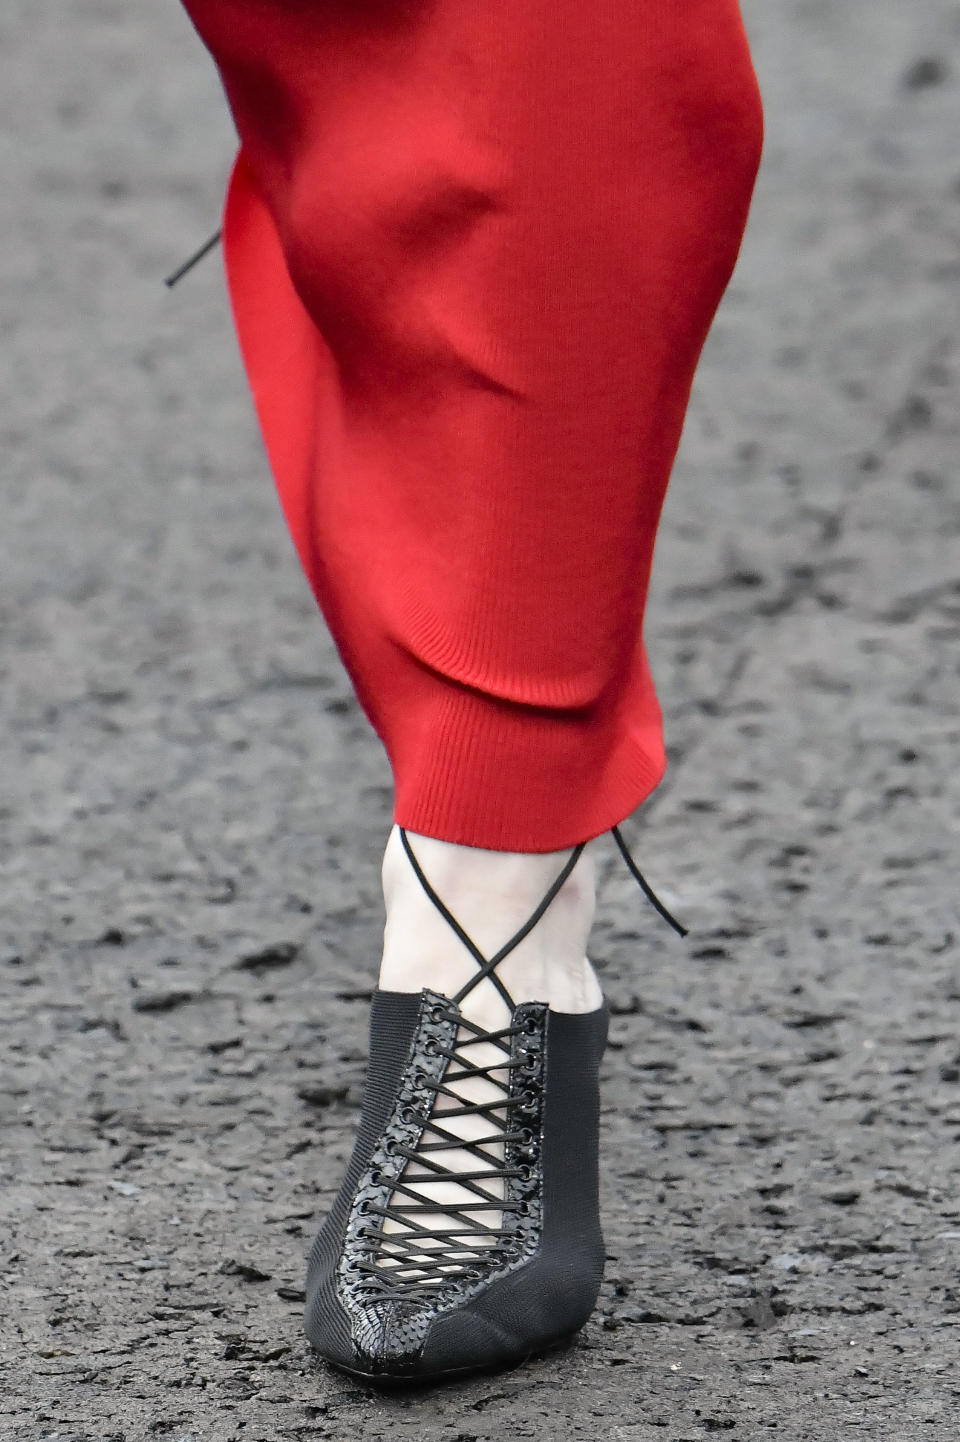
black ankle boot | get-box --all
[304,827,683,1383]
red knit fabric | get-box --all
[180,0,763,851]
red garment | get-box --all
[180,0,763,851]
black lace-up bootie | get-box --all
[305,826,683,1383]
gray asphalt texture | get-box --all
[2,2,959,1439]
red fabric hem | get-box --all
[220,151,668,851]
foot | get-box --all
[374,825,603,1271]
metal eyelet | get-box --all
[400,1104,420,1125]
[522,1015,540,1036]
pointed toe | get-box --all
[350,1297,431,1376]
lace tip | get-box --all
[610,825,689,939]
[164,228,223,288]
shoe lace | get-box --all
[164,229,222,289]
[352,1004,539,1302]
[352,825,685,1302]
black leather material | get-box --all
[304,988,609,1381]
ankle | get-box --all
[378,825,604,1018]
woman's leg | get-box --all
[178,0,763,1380]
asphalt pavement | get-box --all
[2,2,959,1437]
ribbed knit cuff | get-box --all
[389,679,665,852]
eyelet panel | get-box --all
[334,993,548,1365]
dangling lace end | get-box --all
[164,228,223,288]
[610,825,689,938]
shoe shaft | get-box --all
[305,988,609,1379]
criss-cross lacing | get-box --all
[351,1003,542,1301]
[348,825,685,1303]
